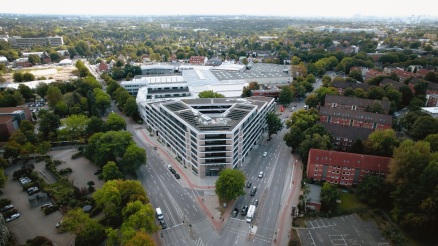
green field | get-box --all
[337,191,367,210]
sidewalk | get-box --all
[273,153,303,246]
[195,196,235,233]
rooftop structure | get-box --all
[324,95,390,112]
[0,79,56,90]
[421,107,438,118]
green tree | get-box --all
[75,219,104,246]
[62,208,91,235]
[279,85,294,106]
[22,72,35,82]
[409,97,426,111]
[413,80,429,96]
[63,114,90,139]
[215,169,246,201]
[265,111,283,140]
[198,90,225,98]
[38,112,61,140]
[357,175,390,207]
[105,228,121,246]
[242,81,260,97]
[305,74,316,84]
[36,141,51,156]
[9,129,26,145]
[424,134,438,153]
[342,87,356,97]
[54,101,69,117]
[348,69,363,82]
[93,180,122,216]
[19,120,34,133]
[13,72,23,82]
[105,113,126,131]
[322,75,332,86]
[36,82,49,98]
[366,86,385,100]
[46,86,62,107]
[369,100,384,114]
[124,231,155,246]
[0,169,7,189]
[241,58,248,66]
[4,141,21,160]
[12,91,24,105]
[94,89,111,111]
[299,133,333,164]
[305,94,319,108]
[320,183,338,213]
[424,72,437,83]
[18,84,33,100]
[49,51,63,63]
[123,98,138,118]
[122,144,146,174]
[334,62,345,73]
[103,161,124,181]
[27,54,41,65]
[314,87,338,105]
[121,201,159,240]
[350,137,364,154]
[291,56,301,65]
[86,116,104,135]
[409,117,438,139]
[365,129,400,157]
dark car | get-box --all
[160,219,167,229]
[94,170,103,175]
[233,208,239,217]
[246,182,252,188]
[254,200,259,207]
[250,187,257,196]
[170,169,176,174]
[241,206,248,216]
[0,205,14,212]
[174,174,180,179]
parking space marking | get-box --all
[329,234,348,246]
[307,230,316,245]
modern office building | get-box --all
[8,36,64,48]
[138,97,275,178]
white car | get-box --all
[258,172,263,178]
[263,152,267,157]
[6,213,20,222]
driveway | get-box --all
[2,170,74,245]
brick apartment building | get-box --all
[319,106,393,130]
[251,89,280,99]
[324,95,390,114]
[13,58,32,68]
[332,82,371,95]
[189,56,208,65]
[0,116,18,142]
[393,69,421,82]
[426,94,438,107]
[408,77,438,95]
[306,149,392,187]
[416,69,437,78]
[320,123,373,151]
[379,78,404,90]
[364,69,386,81]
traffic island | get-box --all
[196,195,234,233]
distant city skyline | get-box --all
[1,0,437,18]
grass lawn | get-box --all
[337,191,367,210]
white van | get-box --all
[156,208,163,220]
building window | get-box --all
[343,167,347,170]
[315,164,319,166]
[315,168,318,171]
[314,173,317,176]
[348,167,351,170]
[340,182,344,184]
[341,177,344,180]
[335,181,338,184]
[336,171,339,174]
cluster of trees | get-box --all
[109,63,142,80]
[283,109,333,163]
[198,90,225,98]
[13,72,36,82]
[377,50,438,69]
[84,131,145,174]
[215,169,246,201]
[400,110,438,139]
[279,74,316,105]
[0,83,34,107]
[357,139,438,237]
[62,180,157,246]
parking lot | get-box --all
[298,215,389,246]
[3,148,104,245]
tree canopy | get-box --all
[215,169,246,201]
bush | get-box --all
[43,205,59,215]
[71,151,83,159]
[29,236,53,246]
[13,169,31,179]
[0,198,11,207]
[44,158,53,164]
[59,168,72,175]
[97,173,103,180]
[53,160,61,165]
[23,182,38,191]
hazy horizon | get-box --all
[1,0,437,18]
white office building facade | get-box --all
[139,97,275,178]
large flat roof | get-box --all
[0,106,26,114]
[0,80,56,90]
[212,70,290,81]
[248,63,291,73]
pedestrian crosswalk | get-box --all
[194,237,204,246]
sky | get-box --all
[1,0,437,17]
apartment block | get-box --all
[320,123,372,151]
[324,95,390,114]
[426,94,438,107]
[319,106,392,130]
[332,82,371,95]
[408,77,438,95]
[306,149,392,187]
[138,97,275,178]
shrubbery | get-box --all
[71,151,83,159]
[0,198,11,207]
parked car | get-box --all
[263,152,267,157]
[233,208,239,217]
[41,203,53,210]
[254,200,259,207]
[402,107,408,111]
[94,169,103,175]
[6,213,20,222]
[28,187,39,195]
[167,165,173,170]
[246,182,252,188]
[250,186,257,196]
[170,169,176,174]
[0,205,14,212]
[56,220,63,228]
[174,174,180,179]
[241,206,248,216]
[160,219,167,229]
[290,107,295,112]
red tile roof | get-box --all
[308,149,392,172]
[392,69,421,78]
[0,115,14,124]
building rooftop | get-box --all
[307,184,321,205]
[332,82,372,91]
[380,78,404,90]
[0,79,56,90]
[319,106,393,125]
[0,115,14,124]
[325,95,390,111]
[320,123,373,141]
[421,107,438,114]
[248,63,291,73]
[212,70,289,81]
[0,106,26,114]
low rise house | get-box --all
[0,56,8,65]
[0,116,18,142]
[306,184,322,211]
[408,77,438,95]
[98,61,109,72]
[364,69,386,81]
[319,106,392,130]
[416,69,438,79]
[393,69,421,82]
[306,149,392,187]
[13,58,31,68]
[421,107,438,118]
[189,56,208,65]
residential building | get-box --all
[324,95,390,114]
[408,77,438,95]
[393,69,421,82]
[137,97,275,178]
[421,107,438,118]
[426,94,438,107]
[306,149,392,187]
[366,53,385,63]
[379,78,404,90]
[0,106,33,125]
[189,56,208,65]
[8,36,64,48]
[416,69,437,79]
[321,123,373,151]
[364,69,386,81]
[0,56,8,65]
[98,62,109,72]
[383,66,398,74]
[13,58,32,68]
[0,116,18,142]
[319,106,392,130]
[332,82,371,95]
